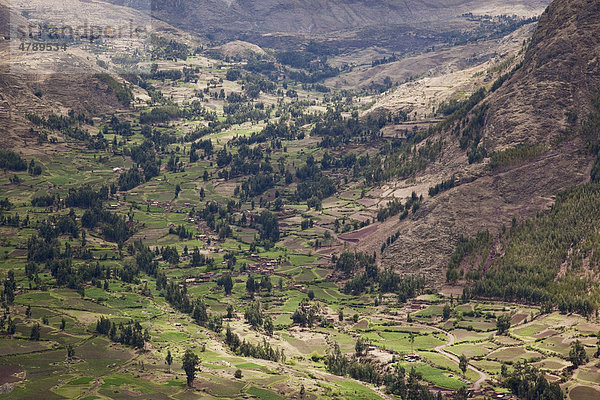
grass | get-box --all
[574,368,600,384]
[336,381,383,400]
[486,346,542,362]
[196,373,246,397]
[451,329,492,342]
[420,351,462,373]
[236,362,264,370]
[281,292,305,312]
[471,359,504,376]
[400,362,467,390]
[512,323,547,338]
[569,386,600,400]
[164,379,186,388]
[279,332,328,355]
[0,338,52,356]
[367,331,446,353]
[536,336,572,357]
[288,254,318,266]
[246,386,285,400]
[414,305,445,318]
[532,358,568,371]
[447,342,497,358]
[67,376,95,385]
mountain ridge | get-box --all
[375,0,600,286]
[143,0,548,38]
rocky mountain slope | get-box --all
[0,0,198,149]
[143,0,547,37]
[371,0,600,285]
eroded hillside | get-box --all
[146,0,547,37]
[372,0,600,286]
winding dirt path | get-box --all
[376,312,489,390]
[429,325,488,390]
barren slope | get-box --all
[370,0,600,285]
[145,0,548,37]
[0,0,199,148]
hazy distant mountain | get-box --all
[122,0,549,38]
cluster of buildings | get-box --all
[184,271,224,285]
[246,254,278,274]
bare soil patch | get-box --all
[0,365,24,385]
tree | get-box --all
[300,384,305,398]
[189,149,198,163]
[226,69,241,81]
[455,387,468,400]
[7,317,16,334]
[335,252,356,273]
[192,298,208,325]
[166,349,173,372]
[258,210,279,242]
[338,309,344,322]
[385,364,407,397]
[442,304,451,320]
[264,315,274,336]
[217,274,233,295]
[60,318,66,330]
[260,275,272,293]
[569,340,588,368]
[246,276,256,294]
[459,354,468,376]
[234,368,242,379]
[355,337,367,356]
[504,361,563,400]
[67,344,75,358]
[182,349,199,386]
[324,343,348,376]
[30,323,41,341]
[274,197,283,211]
[496,314,511,335]
[244,300,263,329]
[3,270,15,304]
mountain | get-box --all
[145,0,546,36]
[372,0,600,286]
[2,0,600,397]
[0,0,198,148]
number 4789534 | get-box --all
[18,43,67,51]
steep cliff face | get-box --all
[482,0,600,149]
[379,0,600,285]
